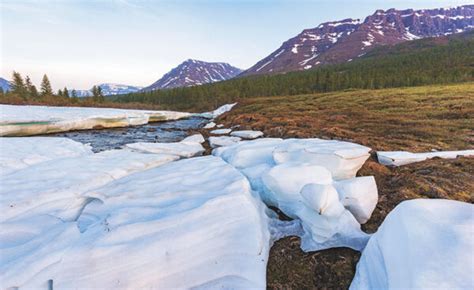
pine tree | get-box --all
[40,74,53,96]
[97,86,105,102]
[11,71,27,98]
[63,87,70,98]
[25,76,39,99]
[71,89,77,98]
[57,89,63,97]
[91,85,99,102]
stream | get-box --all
[47,117,208,152]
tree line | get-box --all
[1,72,106,104]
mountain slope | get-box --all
[0,78,11,92]
[144,59,242,91]
[242,5,474,76]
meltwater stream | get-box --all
[47,117,208,152]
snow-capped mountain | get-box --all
[0,77,11,92]
[72,83,143,97]
[242,5,474,76]
[144,59,242,91]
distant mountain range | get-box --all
[73,83,143,97]
[143,59,242,91]
[241,5,474,76]
[0,78,11,92]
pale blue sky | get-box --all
[1,0,472,89]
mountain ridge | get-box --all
[241,5,474,76]
[143,59,242,91]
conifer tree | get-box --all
[11,71,27,98]
[57,89,63,97]
[40,74,53,96]
[25,76,39,99]
[63,87,69,98]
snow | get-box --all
[181,133,205,144]
[0,149,179,223]
[126,140,205,158]
[230,130,264,139]
[213,138,376,251]
[0,104,192,136]
[201,103,237,119]
[272,138,371,180]
[1,155,270,289]
[203,121,216,129]
[211,128,232,135]
[0,137,92,175]
[351,199,474,290]
[209,136,242,148]
[377,150,474,166]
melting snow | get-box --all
[351,199,474,289]
[377,150,474,166]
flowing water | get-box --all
[48,117,208,152]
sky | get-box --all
[1,0,472,90]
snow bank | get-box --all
[377,150,474,166]
[351,199,474,289]
[0,104,192,136]
[209,136,241,148]
[1,156,270,289]
[231,130,264,139]
[201,103,238,119]
[214,138,376,251]
[211,128,232,135]
[126,138,205,158]
[0,149,178,222]
[0,137,92,175]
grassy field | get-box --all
[215,83,474,289]
[220,83,474,151]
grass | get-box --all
[216,83,474,289]
[220,83,474,151]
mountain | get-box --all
[98,83,143,95]
[72,83,143,97]
[0,77,11,92]
[143,59,242,91]
[242,5,474,76]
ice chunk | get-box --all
[334,176,378,224]
[181,133,205,144]
[209,136,241,148]
[231,130,264,139]
[0,104,192,136]
[211,128,232,135]
[126,141,205,158]
[351,199,474,289]
[4,156,270,289]
[214,138,376,251]
[273,139,371,180]
[0,150,178,222]
[0,137,92,175]
[217,124,224,128]
[262,163,369,251]
[203,121,216,129]
[377,150,474,166]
